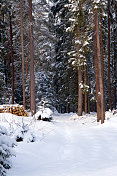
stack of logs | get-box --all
[0,104,28,117]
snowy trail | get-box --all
[7,113,117,176]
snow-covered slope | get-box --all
[0,111,117,176]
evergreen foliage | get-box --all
[0,0,116,114]
[0,125,16,176]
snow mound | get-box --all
[13,124,35,143]
[35,107,53,121]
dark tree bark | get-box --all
[113,28,117,109]
[94,13,101,122]
[94,9,105,123]
[108,0,111,110]
[28,0,36,115]
[84,65,89,114]
[78,69,83,116]
[100,14,105,120]
[9,14,14,104]
[20,0,26,109]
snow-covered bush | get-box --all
[35,107,53,121]
[0,125,16,176]
[13,123,35,143]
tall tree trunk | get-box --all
[77,21,83,116]
[113,28,117,109]
[9,14,14,104]
[84,65,89,114]
[94,11,101,122]
[20,0,26,109]
[28,0,36,115]
[108,0,111,110]
[100,14,105,120]
[94,9,105,123]
[78,69,82,116]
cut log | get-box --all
[0,104,28,116]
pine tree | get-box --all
[50,0,76,112]
[108,0,111,110]
[94,7,105,123]
[67,0,90,115]
[9,12,14,104]
[20,0,26,109]
[28,0,36,115]
[33,0,56,110]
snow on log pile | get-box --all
[0,104,28,117]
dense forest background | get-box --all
[0,0,117,119]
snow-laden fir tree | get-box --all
[0,125,16,176]
[33,0,57,110]
[67,0,91,115]
[50,0,78,113]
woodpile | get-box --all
[0,104,28,117]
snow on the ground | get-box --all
[0,111,117,176]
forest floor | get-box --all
[1,111,117,176]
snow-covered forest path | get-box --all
[7,113,117,176]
